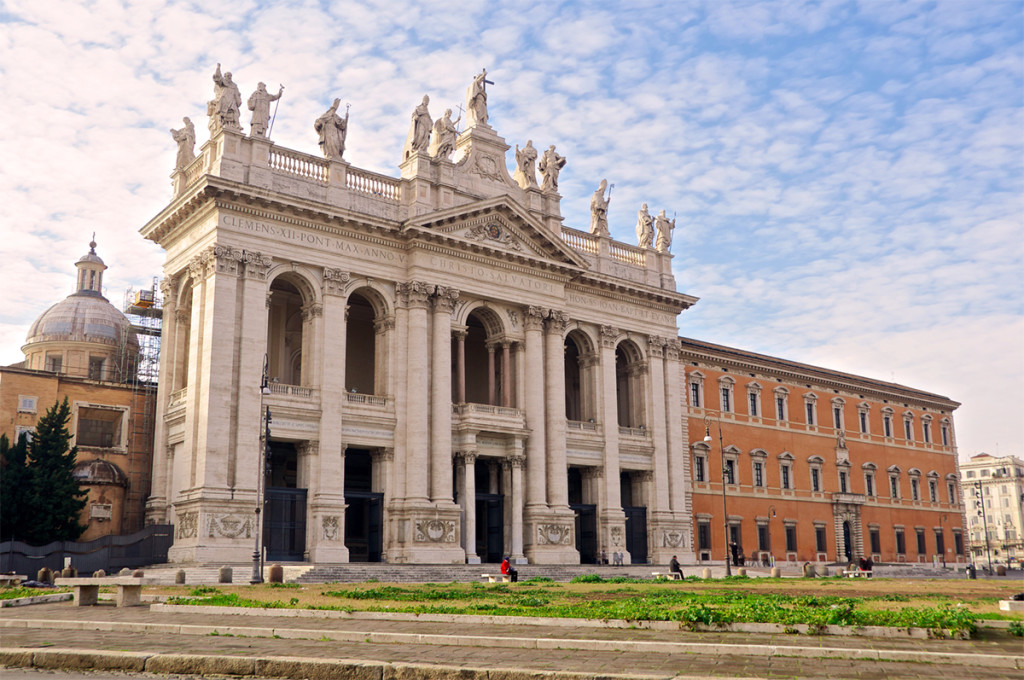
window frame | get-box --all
[718,376,735,413]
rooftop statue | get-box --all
[404,95,432,159]
[314,98,349,161]
[465,69,490,127]
[636,203,654,249]
[430,108,460,160]
[539,145,566,192]
[247,82,283,139]
[170,117,195,172]
[513,140,538,189]
[208,63,242,133]
[655,210,675,253]
[589,180,611,237]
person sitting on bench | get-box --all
[669,555,683,579]
[501,556,518,582]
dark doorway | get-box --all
[623,506,648,564]
[345,449,382,562]
[843,520,853,561]
[729,524,743,559]
[264,488,307,561]
[476,494,504,562]
[264,441,306,561]
[571,504,598,563]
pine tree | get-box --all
[0,432,32,542]
[24,397,87,544]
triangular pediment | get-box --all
[402,195,591,270]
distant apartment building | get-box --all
[959,453,1024,566]
[681,337,965,566]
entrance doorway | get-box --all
[264,441,306,562]
[571,504,598,563]
[623,506,647,563]
[344,449,382,562]
[476,494,504,562]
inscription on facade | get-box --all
[221,215,407,262]
[567,292,675,325]
[428,255,555,293]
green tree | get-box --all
[0,432,32,541]
[23,397,88,544]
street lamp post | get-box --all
[939,514,947,569]
[704,415,731,577]
[973,480,993,575]
[251,354,272,585]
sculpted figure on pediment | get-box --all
[208,63,242,133]
[514,140,538,189]
[655,209,675,253]
[589,179,611,237]
[170,117,195,171]
[404,95,432,159]
[539,145,566,192]
[315,99,349,161]
[430,108,460,160]
[466,69,489,127]
[636,203,654,249]
[247,82,283,139]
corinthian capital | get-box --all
[397,280,434,308]
[599,325,619,348]
[433,285,460,313]
[524,305,546,331]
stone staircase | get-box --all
[295,563,665,583]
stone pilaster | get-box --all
[457,451,479,563]
[597,324,627,563]
[430,286,458,505]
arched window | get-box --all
[460,308,510,406]
[564,330,597,422]
[346,290,387,394]
[267,275,315,386]
[615,340,646,428]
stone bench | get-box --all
[481,573,511,583]
[652,572,682,580]
[0,574,26,587]
[842,570,872,578]
[55,576,155,607]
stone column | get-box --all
[459,451,479,563]
[647,336,671,511]
[664,340,687,513]
[598,325,626,558]
[399,281,433,504]
[522,306,547,511]
[500,341,512,408]
[146,276,177,524]
[506,454,527,562]
[487,343,496,405]
[454,328,467,403]
[310,268,350,562]
[544,311,570,509]
[430,286,458,504]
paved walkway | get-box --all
[1,601,1021,679]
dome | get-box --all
[72,459,127,486]
[25,293,139,351]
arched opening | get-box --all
[176,285,192,390]
[461,309,511,407]
[615,341,645,428]
[564,331,596,422]
[267,277,307,386]
[345,292,377,394]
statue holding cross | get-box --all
[466,69,492,128]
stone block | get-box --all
[146,653,255,676]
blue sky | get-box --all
[0,0,1021,458]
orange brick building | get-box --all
[680,337,964,567]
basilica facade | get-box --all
[143,70,697,565]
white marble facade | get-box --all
[143,72,697,565]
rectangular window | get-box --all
[17,396,38,413]
[811,468,820,492]
[870,528,881,554]
[815,526,827,553]
[805,402,815,425]
[757,524,770,551]
[690,383,701,408]
[88,357,104,380]
[883,416,892,437]
[785,525,797,552]
[697,522,711,551]
[753,461,764,487]
[748,392,758,416]
[941,424,950,446]
[929,479,938,502]
[895,529,906,554]
[724,459,736,485]
[47,355,62,372]
[833,406,842,429]
[76,407,124,448]
[923,422,931,444]
[694,456,706,482]
[911,478,920,501]
[904,419,913,441]
[916,529,926,554]
[14,425,34,442]
[839,470,848,494]
[775,396,786,421]
[781,464,791,490]
[859,411,868,433]
[935,530,945,556]
[721,387,731,412]
[890,476,899,499]
[948,482,957,503]
[865,473,875,497]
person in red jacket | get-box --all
[500,556,518,582]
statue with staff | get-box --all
[635,203,654,248]
[539,145,566,192]
[514,140,538,188]
[403,95,432,159]
[589,179,612,237]
[170,117,195,171]
[430,108,460,159]
[208,63,242,132]
[466,69,492,127]
[247,82,283,138]
[315,98,349,161]
[655,209,676,252]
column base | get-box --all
[599,508,629,563]
[385,502,466,563]
[167,498,264,564]
[524,507,579,564]
[647,513,696,565]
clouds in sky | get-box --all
[0,0,1021,458]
